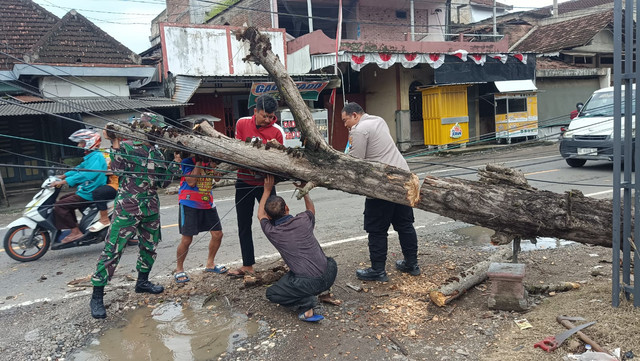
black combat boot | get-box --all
[356,262,389,282]
[135,271,164,294]
[395,259,421,276]
[90,286,106,319]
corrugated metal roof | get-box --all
[0,97,187,117]
[311,53,351,71]
[172,75,202,103]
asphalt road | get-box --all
[0,142,617,310]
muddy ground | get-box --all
[1,228,638,361]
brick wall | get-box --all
[167,0,191,23]
[358,6,430,42]
[206,0,272,28]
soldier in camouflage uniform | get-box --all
[90,117,179,319]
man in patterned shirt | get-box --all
[90,117,179,319]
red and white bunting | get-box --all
[374,53,398,69]
[470,54,486,66]
[451,49,468,61]
[350,53,369,71]
[425,53,445,69]
[489,53,508,64]
[513,53,528,64]
[400,53,422,68]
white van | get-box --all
[559,85,635,167]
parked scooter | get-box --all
[3,171,113,262]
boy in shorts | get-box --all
[175,155,226,283]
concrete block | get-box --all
[487,262,529,311]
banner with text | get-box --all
[249,81,329,108]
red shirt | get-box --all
[235,115,284,185]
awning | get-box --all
[494,80,537,93]
[172,75,202,103]
[0,97,188,117]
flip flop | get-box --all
[60,232,83,244]
[88,220,110,233]
[205,265,228,274]
[298,313,324,322]
[227,268,254,278]
[174,272,190,283]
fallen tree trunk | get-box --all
[107,27,619,249]
[429,247,512,307]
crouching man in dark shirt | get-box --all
[258,175,337,322]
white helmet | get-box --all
[69,129,101,150]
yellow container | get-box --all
[421,85,469,146]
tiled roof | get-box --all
[529,0,613,16]
[0,1,140,70]
[8,95,48,103]
[470,0,513,10]
[536,57,594,70]
[512,10,614,53]
[0,0,59,70]
[27,10,140,65]
[0,97,187,117]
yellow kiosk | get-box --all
[421,84,470,147]
[493,80,538,144]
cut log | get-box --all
[525,282,581,294]
[104,27,620,250]
[429,247,512,307]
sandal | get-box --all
[205,265,228,274]
[298,313,324,322]
[60,232,83,244]
[227,268,254,278]
[174,272,190,283]
[88,220,110,233]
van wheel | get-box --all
[566,159,586,168]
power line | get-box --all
[0,47,294,178]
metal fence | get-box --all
[612,0,640,307]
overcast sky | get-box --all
[33,0,166,53]
[33,0,573,54]
[500,0,571,11]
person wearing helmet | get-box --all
[50,129,108,247]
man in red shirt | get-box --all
[229,94,284,277]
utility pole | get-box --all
[307,0,314,32]
[493,0,497,37]
[410,0,415,41]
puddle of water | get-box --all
[70,297,258,361]
[452,226,575,251]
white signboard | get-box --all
[161,25,286,77]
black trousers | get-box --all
[91,185,117,211]
[266,257,337,313]
[363,198,418,270]
[235,180,276,267]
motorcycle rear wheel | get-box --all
[3,225,50,262]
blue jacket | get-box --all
[64,150,107,201]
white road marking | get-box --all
[0,225,426,311]
[585,189,613,197]
[159,189,296,210]
[417,154,560,176]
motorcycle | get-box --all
[3,171,113,262]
